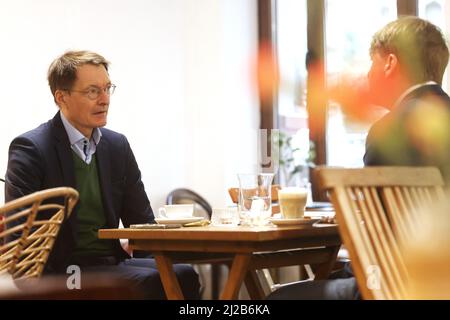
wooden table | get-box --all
[99,224,341,300]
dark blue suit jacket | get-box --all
[5,112,154,272]
[364,84,450,183]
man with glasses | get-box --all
[5,50,200,299]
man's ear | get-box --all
[55,90,67,107]
[384,53,398,77]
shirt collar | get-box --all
[392,81,437,110]
[60,111,102,145]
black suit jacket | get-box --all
[5,112,154,272]
[364,84,450,183]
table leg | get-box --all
[220,254,252,300]
[312,245,341,280]
[154,253,184,300]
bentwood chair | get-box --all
[166,188,212,220]
[317,166,446,300]
[166,188,222,300]
[0,187,79,281]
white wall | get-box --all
[0,0,259,208]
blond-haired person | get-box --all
[269,16,450,300]
[364,16,450,183]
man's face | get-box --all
[367,51,389,107]
[60,64,110,137]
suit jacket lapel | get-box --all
[96,137,117,227]
[51,112,78,234]
[51,112,77,189]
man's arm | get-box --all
[363,126,381,166]
[364,113,414,167]
[5,136,44,202]
[4,136,45,242]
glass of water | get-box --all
[237,173,274,226]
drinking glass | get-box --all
[237,173,274,226]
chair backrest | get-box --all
[0,187,79,281]
[0,178,5,243]
[166,188,212,218]
[228,185,281,214]
[317,166,446,300]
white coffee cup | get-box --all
[278,187,308,219]
[158,204,194,219]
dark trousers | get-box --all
[71,257,200,300]
[267,263,359,300]
[267,277,359,300]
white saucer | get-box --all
[155,217,203,225]
[269,218,321,226]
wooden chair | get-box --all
[0,187,79,281]
[228,184,281,214]
[317,166,446,300]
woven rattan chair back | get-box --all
[0,187,78,280]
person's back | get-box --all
[364,83,450,183]
[268,16,450,300]
[364,16,450,183]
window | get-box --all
[325,0,396,167]
[276,0,311,185]
[273,0,429,191]
[276,0,397,173]
[419,0,445,27]
[418,0,448,91]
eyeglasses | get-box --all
[67,84,116,100]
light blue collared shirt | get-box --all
[60,112,102,164]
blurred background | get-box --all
[0,0,260,208]
[0,0,449,208]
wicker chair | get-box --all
[0,187,78,281]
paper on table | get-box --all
[183,220,211,227]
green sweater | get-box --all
[71,152,115,258]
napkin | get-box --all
[183,219,211,227]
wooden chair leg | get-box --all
[311,246,340,280]
[244,269,266,299]
[211,264,221,300]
